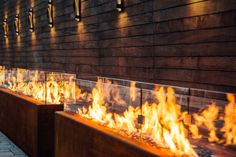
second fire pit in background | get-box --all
[0,66,76,157]
[0,88,63,157]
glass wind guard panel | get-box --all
[0,66,5,87]
[185,89,235,151]
[68,78,142,142]
[21,70,46,103]
[4,68,46,103]
[4,68,17,91]
[45,72,76,104]
[0,67,76,105]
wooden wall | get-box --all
[0,0,236,92]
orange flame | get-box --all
[0,66,5,85]
[190,103,220,142]
[77,79,115,127]
[221,93,236,145]
[130,81,136,102]
[141,87,198,156]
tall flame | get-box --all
[78,79,115,127]
[142,87,198,156]
[221,93,236,145]
[189,103,220,142]
[0,66,5,85]
[130,81,136,102]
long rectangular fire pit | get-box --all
[57,78,236,157]
[55,111,174,157]
[0,88,63,157]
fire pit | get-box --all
[59,78,236,157]
[0,66,76,157]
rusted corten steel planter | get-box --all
[55,111,174,157]
[0,88,63,157]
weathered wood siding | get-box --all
[0,0,236,92]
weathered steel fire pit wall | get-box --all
[0,88,63,157]
[55,112,173,157]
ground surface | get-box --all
[0,132,27,157]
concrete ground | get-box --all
[0,132,27,157]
